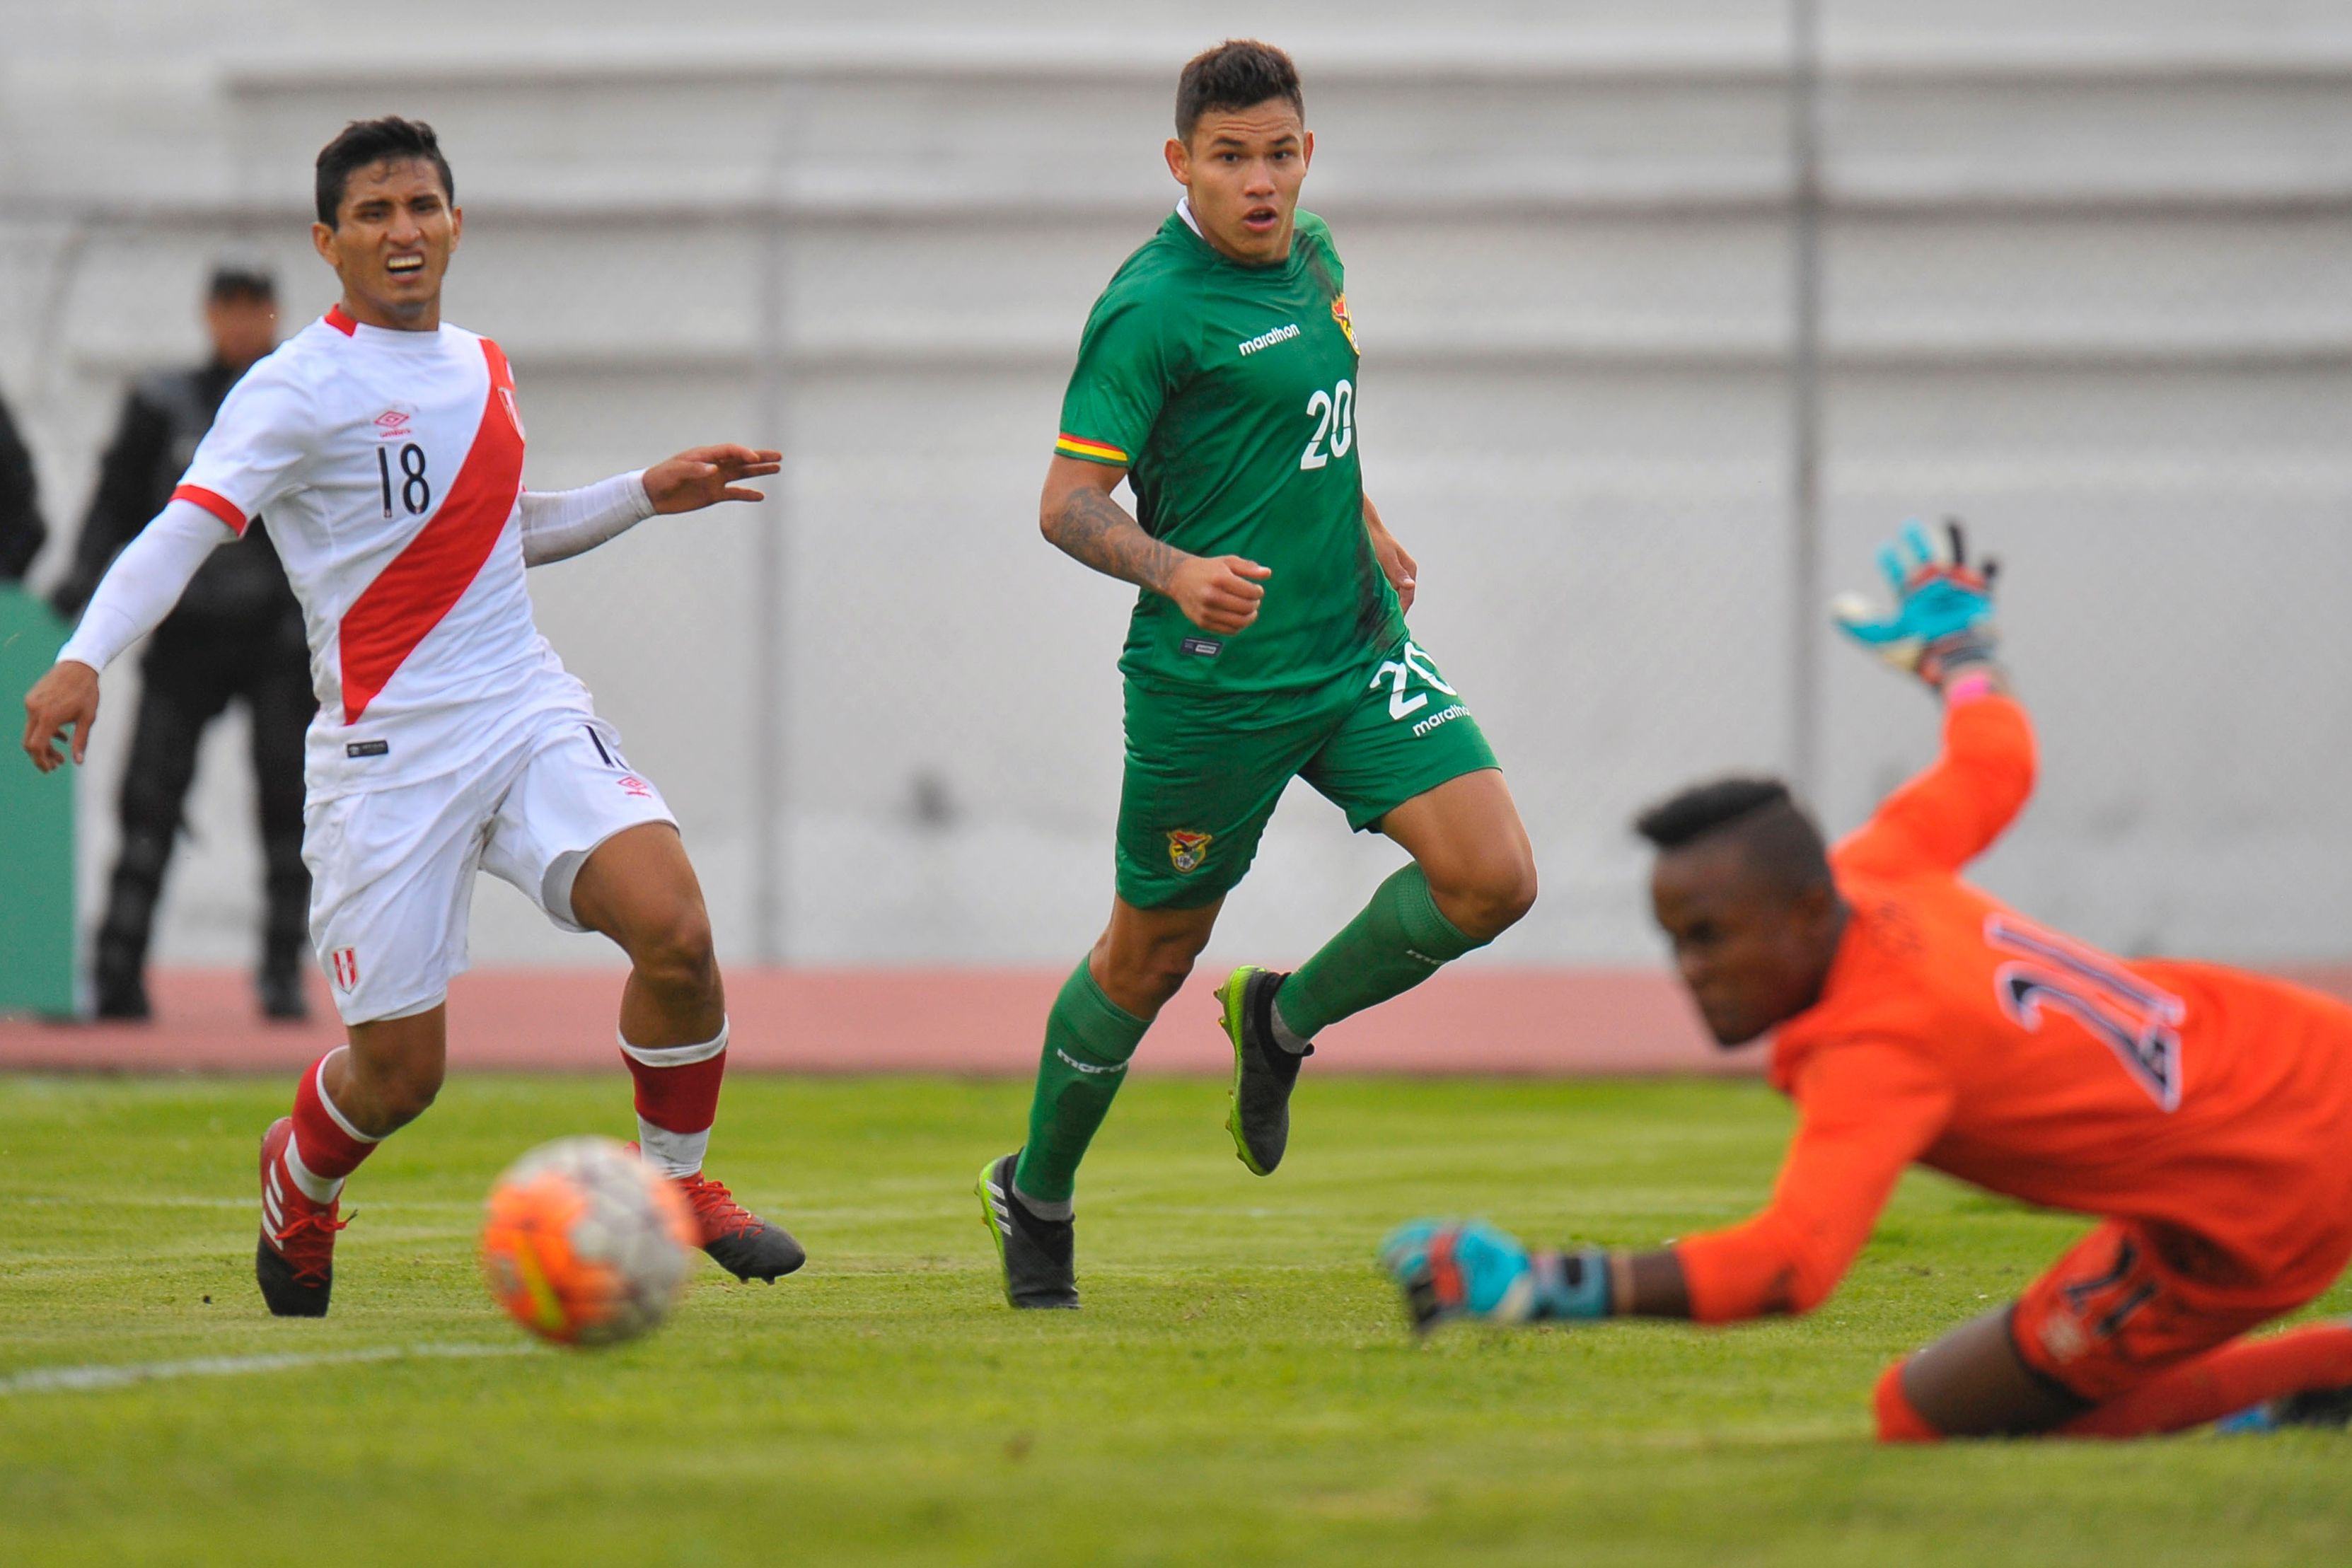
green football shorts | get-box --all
[1114,635,1500,910]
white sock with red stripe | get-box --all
[284,1050,382,1204]
[619,1020,728,1178]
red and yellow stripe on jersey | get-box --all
[1055,432,1129,467]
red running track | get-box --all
[14,963,2350,1078]
[0,965,1746,1076]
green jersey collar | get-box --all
[1165,198,1307,277]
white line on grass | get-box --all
[8,1195,485,1212]
[0,1341,538,1397]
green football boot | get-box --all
[1220,965,1309,1176]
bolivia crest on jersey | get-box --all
[1331,292,1358,354]
[1166,830,1213,873]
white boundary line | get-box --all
[0,1341,538,1396]
[8,1195,485,1211]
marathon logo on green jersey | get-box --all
[1237,323,1302,357]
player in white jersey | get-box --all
[21,116,805,1316]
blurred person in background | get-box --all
[0,387,46,580]
[48,265,315,1021]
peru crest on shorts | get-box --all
[330,947,359,992]
[1166,830,1213,873]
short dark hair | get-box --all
[1176,40,1303,140]
[207,265,275,303]
[315,117,454,227]
[1634,777,1831,895]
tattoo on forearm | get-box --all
[1045,486,1186,594]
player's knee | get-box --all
[1434,852,1538,942]
[1488,854,1539,932]
[631,905,717,999]
[1123,948,1199,1012]
[1096,934,1202,1015]
[1872,1359,1945,1444]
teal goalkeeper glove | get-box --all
[1377,1219,1612,1333]
[1831,518,1999,688]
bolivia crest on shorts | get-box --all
[1331,292,1358,354]
[1166,830,1213,873]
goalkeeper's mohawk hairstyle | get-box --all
[1634,778,1832,895]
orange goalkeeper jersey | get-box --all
[1674,692,2352,1323]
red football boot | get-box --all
[256,1117,348,1317]
[628,1144,806,1282]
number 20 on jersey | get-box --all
[1300,379,1355,470]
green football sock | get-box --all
[1274,864,1486,1042]
[1012,958,1151,1207]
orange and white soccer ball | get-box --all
[480,1135,696,1347]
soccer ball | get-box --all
[480,1135,696,1348]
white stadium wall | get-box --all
[1,1,2348,971]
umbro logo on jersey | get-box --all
[372,407,414,440]
[1237,323,1302,357]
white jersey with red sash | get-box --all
[172,305,591,801]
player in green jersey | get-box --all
[978,40,1539,1308]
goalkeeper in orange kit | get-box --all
[1381,523,2352,1439]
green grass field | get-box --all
[3,1072,2346,1567]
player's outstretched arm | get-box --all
[1380,1047,1951,1333]
[1833,519,2037,877]
[519,472,652,567]
[1378,1205,1875,1336]
[1038,455,1270,634]
[22,497,231,772]
[521,446,780,569]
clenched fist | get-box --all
[1166,554,1272,635]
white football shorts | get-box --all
[303,712,676,1024]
